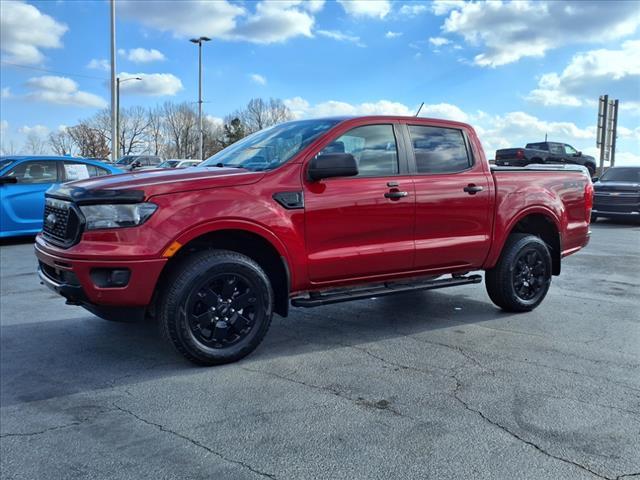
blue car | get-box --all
[0,156,122,238]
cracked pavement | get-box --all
[1,220,639,480]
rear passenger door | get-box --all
[403,124,492,272]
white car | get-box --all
[158,159,202,169]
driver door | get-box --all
[303,123,415,284]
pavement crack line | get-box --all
[451,374,618,480]
[0,408,116,438]
[112,404,277,480]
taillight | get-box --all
[516,149,524,159]
[585,181,594,222]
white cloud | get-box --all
[0,1,67,64]
[232,1,317,43]
[283,97,470,121]
[438,1,640,67]
[119,0,244,39]
[385,31,402,39]
[399,3,429,16]
[120,0,323,44]
[430,0,466,16]
[1,87,11,99]
[0,120,8,132]
[317,29,364,46]
[19,124,49,136]
[206,115,224,128]
[337,0,390,19]
[25,76,107,108]
[118,72,183,96]
[527,40,640,108]
[87,58,110,71]
[119,48,166,63]
[429,37,451,47]
[249,73,267,85]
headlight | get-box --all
[79,203,157,230]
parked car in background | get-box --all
[114,155,163,171]
[158,159,202,169]
[0,156,122,237]
[495,141,596,176]
[591,166,640,222]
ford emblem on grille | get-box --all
[46,213,57,226]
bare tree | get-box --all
[49,129,76,156]
[23,132,48,155]
[239,98,293,134]
[0,139,19,156]
[68,123,110,158]
[145,106,165,156]
[162,101,199,158]
[119,106,149,155]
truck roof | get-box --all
[304,115,475,131]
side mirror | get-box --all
[592,176,599,183]
[131,161,142,169]
[0,175,18,185]
[576,151,582,157]
[308,153,358,181]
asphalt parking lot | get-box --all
[1,222,639,480]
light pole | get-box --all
[116,76,142,157]
[190,36,210,160]
[110,0,117,163]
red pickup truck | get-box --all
[35,116,593,365]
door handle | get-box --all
[384,191,409,199]
[463,184,483,194]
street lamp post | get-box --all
[116,76,142,157]
[190,36,211,160]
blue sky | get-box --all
[1,0,639,163]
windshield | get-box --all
[600,167,640,183]
[201,119,341,171]
[116,156,137,165]
[159,160,179,168]
[0,158,16,171]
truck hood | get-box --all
[52,167,265,200]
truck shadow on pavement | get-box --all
[1,289,510,408]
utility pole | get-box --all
[190,37,210,160]
[610,99,619,167]
[597,95,608,176]
[116,77,142,156]
[110,0,118,162]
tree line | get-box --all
[3,98,294,159]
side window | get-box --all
[549,143,564,155]
[319,124,399,177]
[150,156,162,166]
[564,144,577,155]
[7,161,59,184]
[408,125,471,174]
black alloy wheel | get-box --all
[512,248,547,303]
[186,273,260,349]
[159,250,274,365]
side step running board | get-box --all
[291,274,482,308]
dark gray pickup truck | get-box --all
[495,141,596,176]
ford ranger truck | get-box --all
[35,116,593,365]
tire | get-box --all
[590,214,598,223]
[159,250,274,365]
[485,234,552,312]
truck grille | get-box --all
[42,198,82,247]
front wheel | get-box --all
[485,234,552,312]
[158,250,274,365]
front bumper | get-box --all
[35,238,167,308]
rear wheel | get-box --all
[591,214,598,223]
[485,234,552,312]
[159,250,273,365]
